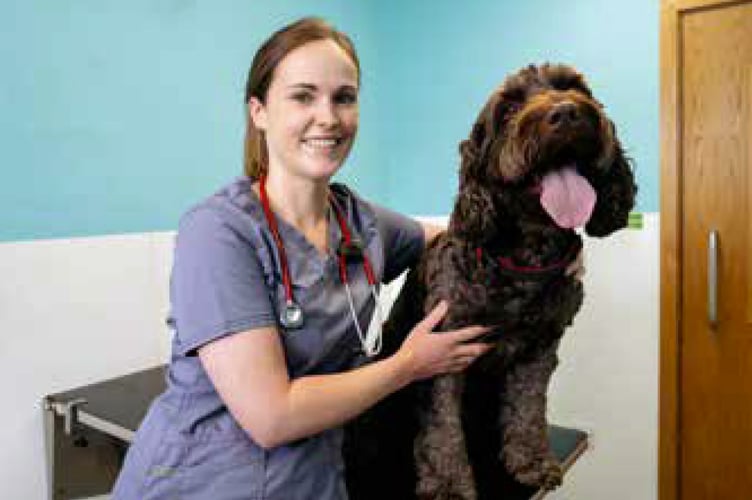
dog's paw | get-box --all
[416,477,477,500]
[417,490,477,500]
[509,455,563,490]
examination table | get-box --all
[43,365,588,499]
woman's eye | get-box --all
[291,93,313,104]
[335,92,358,105]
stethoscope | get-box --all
[258,175,384,357]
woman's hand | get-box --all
[565,248,586,280]
[395,301,493,381]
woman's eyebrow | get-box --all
[287,83,358,91]
[287,83,317,91]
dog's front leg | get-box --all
[415,373,476,500]
[500,340,562,490]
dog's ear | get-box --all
[585,125,638,237]
[449,180,497,242]
[453,91,509,242]
[458,88,521,184]
[459,93,500,188]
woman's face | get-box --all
[249,39,359,182]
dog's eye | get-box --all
[549,74,570,89]
[501,87,525,103]
[550,78,592,98]
[504,103,521,116]
[494,102,519,128]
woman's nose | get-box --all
[314,100,340,127]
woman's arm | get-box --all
[419,220,446,245]
[199,301,489,449]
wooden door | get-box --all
[661,1,752,499]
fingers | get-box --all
[445,354,472,373]
[447,351,487,373]
[411,302,499,376]
[419,303,491,342]
[574,266,585,280]
[565,249,586,280]
[454,342,493,358]
[446,335,494,374]
[447,361,469,373]
[418,300,449,331]
[450,325,492,343]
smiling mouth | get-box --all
[301,137,345,151]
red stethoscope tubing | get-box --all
[258,176,296,306]
[332,197,377,286]
[258,176,381,354]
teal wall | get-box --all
[0,1,657,242]
[373,0,658,216]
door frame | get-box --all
[659,1,745,499]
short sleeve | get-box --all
[170,206,277,356]
[370,202,425,283]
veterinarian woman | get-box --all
[111,17,497,500]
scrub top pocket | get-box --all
[143,432,265,500]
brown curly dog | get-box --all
[344,63,637,500]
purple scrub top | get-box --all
[112,177,424,500]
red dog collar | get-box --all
[475,238,582,280]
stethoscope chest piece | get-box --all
[280,300,304,329]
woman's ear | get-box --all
[248,97,268,130]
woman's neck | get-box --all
[261,170,329,235]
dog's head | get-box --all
[452,63,637,241]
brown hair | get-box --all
[243,17,360,179]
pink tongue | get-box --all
[539,166,597,228]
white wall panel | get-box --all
[0,233,172,500]
[547,213,659,500]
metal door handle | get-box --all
[708,229,718,327]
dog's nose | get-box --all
[547,101,580,127]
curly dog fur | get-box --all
[344,63,637,500]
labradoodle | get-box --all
[344,63,637,500]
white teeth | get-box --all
[303,138,339,149]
